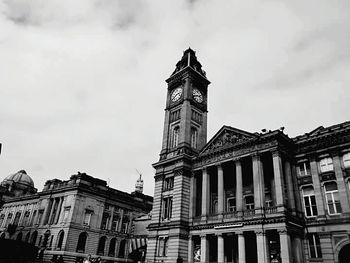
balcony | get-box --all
[297,175,313,186]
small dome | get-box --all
[1,170,34,189]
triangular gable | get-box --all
[307,126,324,136]
[200,125,257,155]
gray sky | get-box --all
[0,0,349,196]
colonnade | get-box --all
[190,150,297,218]
[188,229,302,263]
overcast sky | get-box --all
[0,0,349,196]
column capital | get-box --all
[217,162,223,169]
[277,228,288,234]
[251,152,260,160]
[254,229,266,236]
[200,234,207,238]
[235,231,244,236]
[215,232,223,237]
[271,149,281,158]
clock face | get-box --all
[171,87,183,102]
[192,88,203,103]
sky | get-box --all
[0,0,349,196]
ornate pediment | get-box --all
[200,126,257,155]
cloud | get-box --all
[0,0,349,195]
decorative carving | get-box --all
[320,171,336,182]
[297,175,313,185]
[204,130,251,153]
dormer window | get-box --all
[319,157,333,173]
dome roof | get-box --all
[1,170,34,189]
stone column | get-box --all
[218,164,224,216]
[293,235,304,263]
[236,159,243,214]
[189,173,197,219]
[188,236,194,263]
[217,234,224,263]
[237,232,246,263]
[54,197,63,224]
[200,234,209,263]
[202,167,209,218]
[47,198,57,225]
[256,231,269,263]
[310,157,326,216]
[108,206,115,230]
[272,151,285,208]
[333,153,350,213]
[279,229,292,263]
[253,154,265,211]
[284,159,296,212]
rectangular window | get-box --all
[319,157,334,173]
[111,214,120,231]
[227,197,236,212]
[162,197,173,220]
[302,187,318,217]
[308,233,322,258]
[298,161,310,176]
[245,196,254,210]
[37,210,44,225]
[324,182,342,215]
[0,214,4,227]
[101,213,110,230]
[157,237,168,257]
[30,210,37,226]
[343,152,350,168]
[163,177,174,191]
[83,210,93,226]
[62,207,70,223]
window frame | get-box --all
[157,237,169,257]
[324,182,342,215]
[319,157,334,173]
[297,161,310,177]
[343,152,350,168]
[302,187,318,217]
[307,233,322,259]
[162,197,173,220]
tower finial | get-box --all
[135,169,144,193]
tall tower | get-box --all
[147,49,210,262]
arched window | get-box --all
[56,230,64,250]
[118,239,126,258]
[0,232,5,239]
[76,232,88,253]
[191,127,198,149]
[324,182,342,214]
[172,126,179,148]
[97,236,107,255]
[302,186,318,217]
[16,232,23,241]
[30,231,38,245]
[108,238,117,257]
[25,232,31,243]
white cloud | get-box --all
[0,0,349,195]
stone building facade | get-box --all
[0,171,152,262]
[146,49,350,263]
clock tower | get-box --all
[147,49,210,263]
[160,48,210,160]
